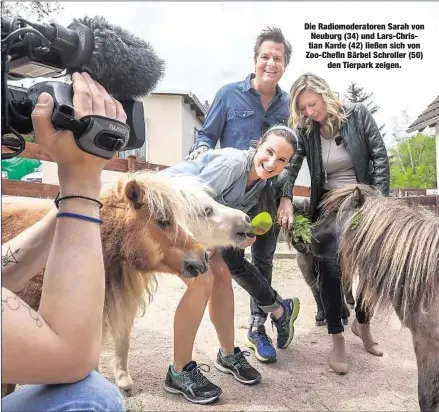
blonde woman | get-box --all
[283,73,390,374]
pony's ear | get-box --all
[352,186,365,208]
[124,179,143,209]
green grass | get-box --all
[350,211,361,230]
[287,214,314,245]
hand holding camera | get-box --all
[31,72,126,179]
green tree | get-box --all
[389,133,436,189]
[344,82,386,137]
[1,1,63,21]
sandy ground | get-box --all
[98,255,419,412]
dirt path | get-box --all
[99,258,419,411]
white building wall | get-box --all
[293,158,311,187]
[181,103,203,161]
[42,161,125,186]
[142,95,182,166]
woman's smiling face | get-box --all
[253,133,294,180]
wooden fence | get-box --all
[2,143,169,198]
[391,191,439,216]
[1,142,312,199]
[2,143,437,216]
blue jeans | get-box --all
[2,371,125,412]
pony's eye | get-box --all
[204,206,213,217]
[157,219,171,229]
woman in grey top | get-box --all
[162,125,300,405]
[287,73,390,375]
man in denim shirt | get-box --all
[188,27,297,364]
[189,75,289,151]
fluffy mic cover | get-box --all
[74,16,165,100]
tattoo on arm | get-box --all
[2,295,42,327]
[2,246,20,267]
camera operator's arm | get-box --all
[2,72,127,384]
[2,207,56,292]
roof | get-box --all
[150,90,207,122]
[406,95,439,133]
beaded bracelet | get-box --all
[56,212,103,224]
[54,192,103,209]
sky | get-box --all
[24,2,439,145]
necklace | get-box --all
[323,136,334,184]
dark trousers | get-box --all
[249,208,281,326]
[219,205,281,327]
[314,204,371,334]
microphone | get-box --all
[4,15,165,100]
[75,16,165,100]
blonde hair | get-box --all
[288,73,347,135]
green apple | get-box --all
[251,212,273,235]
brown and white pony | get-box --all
[2,171,253,395]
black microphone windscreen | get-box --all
[74,16,165,100]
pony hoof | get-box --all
[315,310,325,327]
[116,373,133,392]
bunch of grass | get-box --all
[286,214,314,246]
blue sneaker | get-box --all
[271,297,300,349]
[244,326,277,363]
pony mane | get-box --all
[320,183,381,217]
[102,171,214,235]
[337,191,439,325]
[98,171,214,341]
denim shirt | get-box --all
[162,148,267,213]
[193,74,289,151]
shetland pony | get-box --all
[2,171,253,394]
[319,184,438,412]
[290,196,350,326]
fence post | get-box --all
[127,155,137,172]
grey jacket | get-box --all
[283,103,390,221]
[163,147,267,214]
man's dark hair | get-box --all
[254,26,292,66]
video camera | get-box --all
[1,16,148,160]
